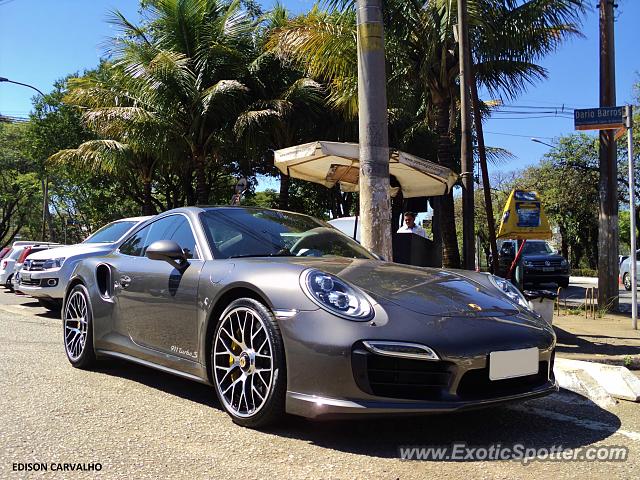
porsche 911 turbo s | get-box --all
[62,207,557,428]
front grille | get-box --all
[24,260,46,271]
[528,260,562,267]
[352,346,454,401]
[20,278,41,287]
[456,361,549,400]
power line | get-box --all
[488,115,574,120]
[484,131,554,140]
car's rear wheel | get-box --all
[5,274,13,291]
[63,284,96,369]
[623,273,632,291]
[211,298,286,428]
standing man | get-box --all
[397,212,427,238]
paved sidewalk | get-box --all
[553,312,640,369]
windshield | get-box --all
[83,220,138,244]
[523,242,553,255]
[200,208,375,260]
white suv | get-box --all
[17,216,151,310]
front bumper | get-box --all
[15,266,68,300]
[279,303,557,419]
[523,269,569,284]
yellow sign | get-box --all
[497,190,552,240]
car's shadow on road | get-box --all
[94,359,623,461]
[555,325,640,357]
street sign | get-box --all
[574,106,624,131]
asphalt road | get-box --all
[1,289,639,479]
[561,279,634,311]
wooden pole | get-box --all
[597,0,619,311]
[457,0,475,270]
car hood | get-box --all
[26,243,114,260]
[289,257,520,317]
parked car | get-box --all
[16,216,151,310]
[12,244,63,293]
[63,206,557,428]
[620,251,640,291]
[497,240,569,288]
[0,242,60,290]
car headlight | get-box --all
[43,257,65,269]
[301,269,373,320]
[561,259,568,267]
[489,275,532,311]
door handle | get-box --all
[119,275,132,289]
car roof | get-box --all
[115,216,153,222]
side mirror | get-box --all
[146,240,188,270]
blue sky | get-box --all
[1,0,638,188]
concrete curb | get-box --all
[553,362,617,408]
[557,353,640,370]
[554,358,640,407]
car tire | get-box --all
[63,284,96,370]
[5,274,13,291]
[38,298,62,312]
[211,298,286,428]
[623,273,632,291]
[559,278,570,289]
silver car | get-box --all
[17,217,151,310]
[0,242,60,289]
[620,251,639,290]
[63,206,557,428]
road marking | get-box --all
[508,404,640,442]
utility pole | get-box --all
[598,0,619,311]
[356,0,392,261]
[457,0,475,270]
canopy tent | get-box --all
[273,141,458,198]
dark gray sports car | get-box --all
[63,206,557,427]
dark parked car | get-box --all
[63,207,557,428]
[498,240,569,288]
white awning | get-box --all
[274,141,458,198]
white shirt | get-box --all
[397,224,427,238]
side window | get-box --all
[168,217,198,259]
[141,216,182,256]
[119,225,151,257]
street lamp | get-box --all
[0,76,49,242]
[531,138,555,148]
[0,77,45,97]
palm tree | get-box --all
[267,0,584,267]
[235,4,327,208]
[66,1,256,205]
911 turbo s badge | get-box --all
[171,346,198,359]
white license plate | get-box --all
[21,273,30,281]
[542,267,554,272]
[489,348,539,380]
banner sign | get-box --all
[497,190,552,240]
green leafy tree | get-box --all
[267,0,585,267]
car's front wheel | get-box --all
[63,284,96,369]
[623,273,632,291]
[211,298,286,428]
